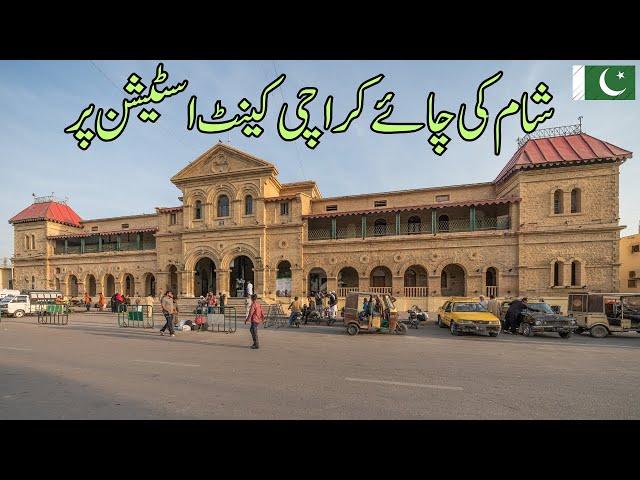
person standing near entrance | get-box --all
[160,291,176,337]
[219,291,226,314]
[83,292,91,312]
[246,281,253,298]
[245,294,264,349]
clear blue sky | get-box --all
[0,60,638,262]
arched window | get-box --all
[440,271,447,289]
[218,195,229,217]
[24,235,29,250]
[374,219,387,236]
[245,195,254,215]
[571,188,581,213]
[438,214,449,232]
[553,261,563,286]
[31,235,36,250]
[194,200,203,220]
[553,190,563,214]
[571,261,581,286]
[408,216,421,234]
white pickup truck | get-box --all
[0,290,62,318]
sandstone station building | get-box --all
[9,127,632,310]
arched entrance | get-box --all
[370,266,392,292]
[194,258,216,297]
[404,265,428,296]
[308,268,327,294]
[68,275,79,297]
[441,264,465,296]
[485,267,497,296]
[144,273,156,297]
[337,267,359,296]
[276,261,292,297]
[86,274,97,296]
[123,274,135,297]
[104,274,116,297]
[230,255,254,297]
[168,265,179,294]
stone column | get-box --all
[291,267,303,298]
[327,276,338,293]
[429,274,441,296]
[359,275,370,291]
[254,267,265,296]
[232,199,242,225]
[217,268,230,296]
[180,270,192,297]
[156,272,168,295]
[392,275,404,298]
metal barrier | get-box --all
[264,303,288,328]
[37,302,70,325]
[194,305,237,334]
[117,304,154,328]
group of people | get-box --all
[479,294,534,334]
[196,291,227,314]
[301,291,338,322]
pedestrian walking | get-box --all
[144,293,154,318]
[160,290,176,337]
[83,292,91,312]
[98,292,106,311]
[245,294,264,349]
[246,281,253,297]
[219,292,226,314]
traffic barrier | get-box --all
[193,305,237,333]
[37,303,69,325]
[117,304,154,328]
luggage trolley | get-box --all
[117,304,154,328]
[194,305,237,333]
[37,302,70,325]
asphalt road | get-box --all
[1,312,639,419]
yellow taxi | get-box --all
[436,297,501,337]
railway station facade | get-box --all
[9,128,632,309]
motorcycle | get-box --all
[289,311,302,328]
[407,305,428,329]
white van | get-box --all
[0,289,20,301]
[0,290,62,318]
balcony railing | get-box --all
[338,287,359,297]
[368,287,392,295]
[404,286,429,297]
[308,217,510,241]
[53,242,156,255]
[486,286,498,297]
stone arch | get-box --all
[550,187,564,214]
[370,265,393,288]
[308,267,328,293]
[207,184,237,205]
[66,274,79,297]
[85,274,97,297]
[433,260,469,278]
[440,264,466,297]
[236,182,260,202]
[184,246,222,271]
[403,264,428,287]
[143,272,156,297]
[103,273,116,297]
[550,257,567,287]
[220,243,261,270]
[184,188,209,205]
[337,266,359,289]
[568,256,586,287]
[122,273,135,297]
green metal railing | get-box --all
[37,302,70,325]
[117,304,154,328]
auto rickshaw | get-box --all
[567,292,640,338]
[343,292,407,336]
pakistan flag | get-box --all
[573,65,635,100]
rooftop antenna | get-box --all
[578,116,583,132]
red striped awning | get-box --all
[47,227,158,240]
[303,196,519,219]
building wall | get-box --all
[0,267,12,289]
[10,145,626,310]
[620,233,640,292]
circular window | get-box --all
[360,255,369,263]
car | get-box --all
[568,292,640,338]
[437,297,501,337]
[502,299,577,338]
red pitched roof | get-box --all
[9,201,82,227]
[494,133,632,184]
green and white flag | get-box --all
[573,65,635,100]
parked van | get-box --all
[0,290,63,318]
[0,289,20,301]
